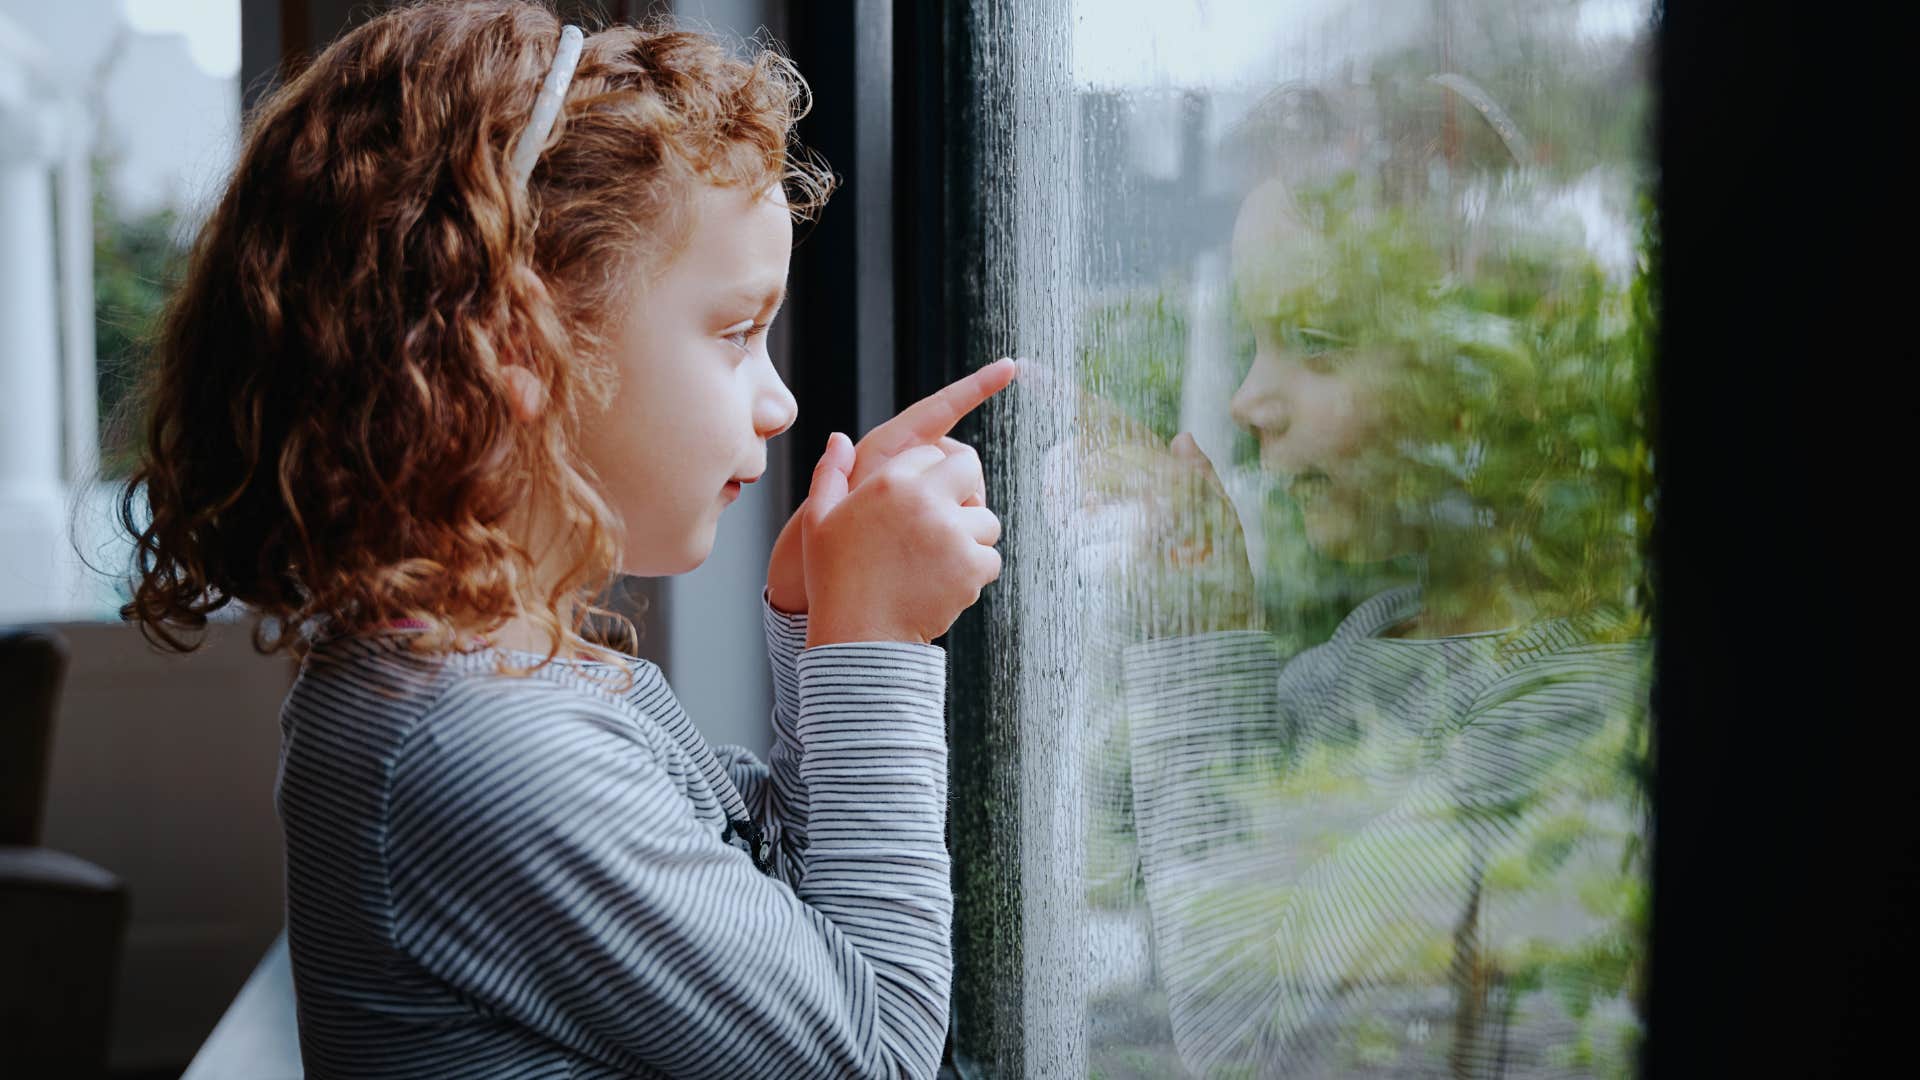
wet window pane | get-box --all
[955,1,1656,1076]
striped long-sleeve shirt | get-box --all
[274,596,953,1079]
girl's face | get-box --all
[579,182,798,575]
[1228,178,1404,561]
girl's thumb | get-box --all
[806,432,854,521]
[1171,431,1219,475]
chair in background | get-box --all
[1,626,130,1079]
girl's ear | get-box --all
[502,363,548,424]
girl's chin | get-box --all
[621,530,717,577]
[1301,505,1384,562]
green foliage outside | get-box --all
[91,157,184,479]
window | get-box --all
[931,2,1657,1075]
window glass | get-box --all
[957,2,1655,1076]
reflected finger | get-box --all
[1082,442,1191,503]
[1017,358,1164,449]
[1171,431,1232,498]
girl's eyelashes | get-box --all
[722,320,771,352]
[1281,323,1347,373]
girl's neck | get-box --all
[476,493,603,660]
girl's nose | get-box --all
[757,367,799,439]
[1230,371,1289,437]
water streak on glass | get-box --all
[954,1,1655,1077]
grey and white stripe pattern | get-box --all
[275,597,952,1078]
[1125,587,1649,1077]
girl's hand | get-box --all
[801,434,1003,647]
[766,359,1017,614]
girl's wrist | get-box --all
[766,582,808,615]
[766,505,809,614]
[805,613,921,649]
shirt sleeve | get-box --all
[710,590,814,888]
[1123,630,1290,1072]
[385,642,952,1080]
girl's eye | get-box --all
[724,321,770,352]
[1290,324,1343,349]
[1288,324,1347,372]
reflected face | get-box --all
[579,183,798,575]
[1228,178,1402,560]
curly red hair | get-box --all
[117,0,833,675]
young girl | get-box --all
[116,2,1011,1076]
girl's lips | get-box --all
[1288,468,1333,501]
[721,479,743,502]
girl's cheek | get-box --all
[1329,380,1390,454]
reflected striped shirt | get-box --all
[274,597,952,1078]
[1124,587,1650,1077]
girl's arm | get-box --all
[708,590,814,889]
[386,641,952,1080]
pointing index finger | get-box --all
[870,358,1018,452]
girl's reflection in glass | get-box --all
[1087,77,1653,1078]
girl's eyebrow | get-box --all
[729,282,787,316]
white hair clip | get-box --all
[508,24,584,190]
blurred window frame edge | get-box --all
[1,4,260,629]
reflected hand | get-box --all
[1057,407,1259,637]
[1115,430,1260,637]
[767,359,1017,615]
